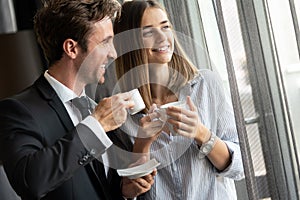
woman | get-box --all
[113,0,244,199]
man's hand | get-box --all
[92,92,134,132]
[121,156,157,198]
[121,170,157,198]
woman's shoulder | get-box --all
[190,69,223,86]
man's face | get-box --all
[77,17,117,85]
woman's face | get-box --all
[141,7,174,64]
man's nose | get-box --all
[108,43,117,59]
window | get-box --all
[160,0,300,199]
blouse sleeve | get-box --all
[200,69,244,180]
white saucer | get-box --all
[117,159,160,179]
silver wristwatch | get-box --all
[199,132,217,156]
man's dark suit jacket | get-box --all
[0,75,126,200]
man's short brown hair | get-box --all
[34,0,120,66]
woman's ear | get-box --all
[63,39,78,59]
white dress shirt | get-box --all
[44,71,113,159]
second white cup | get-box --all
[156,101,188,135]
[157,101,187,121]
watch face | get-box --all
[202,144,212,154]
[200,134,216,155]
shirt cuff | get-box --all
[81,116,113,148]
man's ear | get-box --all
[63,39,78,59]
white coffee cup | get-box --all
[128,89,146,115]
[156,101,188,135]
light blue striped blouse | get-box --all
[121,69,244,200]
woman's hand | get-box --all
[166,96,211,145]
[133,104,164,153]
[167,97,233,171]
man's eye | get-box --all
[162,25,170,30]
[102,40,109,45]
[99,39,112,47]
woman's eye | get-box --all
[143,30,153,37]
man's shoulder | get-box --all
[0,75,54,114]
[1,75,54,103]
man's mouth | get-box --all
[100,64,106,69]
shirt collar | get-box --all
[44,70,86,103]
[188,70,202,86]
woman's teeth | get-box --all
[153,46,169,52]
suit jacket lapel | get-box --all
[34,75,74,131]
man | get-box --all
[0,0,154,199]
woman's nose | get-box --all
[154,29,167,43]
